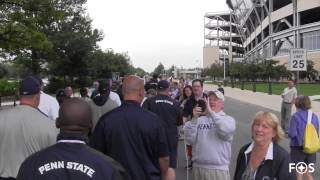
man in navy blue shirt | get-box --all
[91,75,171,180]
[142,80,181,179]
[17,98,127,180]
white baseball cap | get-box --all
[208,90,225,102]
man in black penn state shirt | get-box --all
[91,75,172,180]
[142,80,181,179]
[17,98,127,180]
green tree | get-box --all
[0,0,53,54]
[134,67,147,77]
[153,62,165,76]
[230,60,292,82]
[299,60,318,81]
[47,14,103,82]
[1,0,103,77]
[1,62,20,78]
[107,51,135,75]
[1,0,147,82]
[274,65,291,81]
[229,62,242,80]
[88,49,135,79]
[165,65,175,77]
[0,0,65,74]
[203,63,223,80]
[0,64,8,78]
[39,0,103,82]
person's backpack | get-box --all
[303,110,320,154]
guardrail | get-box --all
[0,95,17,107]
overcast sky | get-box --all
[86,0,228,72]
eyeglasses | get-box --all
[192,85,202,88]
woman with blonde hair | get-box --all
[234,111,295,180]
[288,95,319,180]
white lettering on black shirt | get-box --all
[38,161,95,178]
[155,100,173,105]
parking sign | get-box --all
[289,48,307,71]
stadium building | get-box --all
[226,0,320,70]
[204,0,320,71]
[204,12,244,69]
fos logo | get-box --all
[289,162,315,174]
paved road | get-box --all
[176,97,320,180]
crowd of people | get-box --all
[0,75,318,180]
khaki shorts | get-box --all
[193,167,230,180]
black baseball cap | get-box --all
[157,80,170,90]
[19,76,41,96]
[56,89,67,97]
[33,76,43,85]
[98,82,110,94]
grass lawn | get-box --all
[218,82,320,96]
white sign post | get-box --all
[289,48,307,93]
[289,48,307,71]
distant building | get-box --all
[172,67,202,80]
[203,46,220,68]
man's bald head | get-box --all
[56,98,92,134]
[122,75,144,102]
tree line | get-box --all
[203,60,318,82]
[0,0,147,89]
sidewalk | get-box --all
[204,84,320,116]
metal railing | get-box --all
[0,95,17,107]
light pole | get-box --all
[223,51,226,81]
[196,60,200,79]
[266,58,272,95]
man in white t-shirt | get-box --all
[109,91,121,106]
[281,80,297,132]
[37,77,60,120]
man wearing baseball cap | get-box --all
[142,80,181,179]
[17,98,127,180]
[184,90,236,180]
[88,80,119,132]
[0,76,58,179]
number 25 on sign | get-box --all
[289,49,307,71]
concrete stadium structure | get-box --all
[203,12,244,69]
[225,0,320,71]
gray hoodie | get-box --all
[184,111,236,170]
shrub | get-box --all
[0,79,19,96]
[46,77,65,94]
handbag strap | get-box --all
[307,110,312,124]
